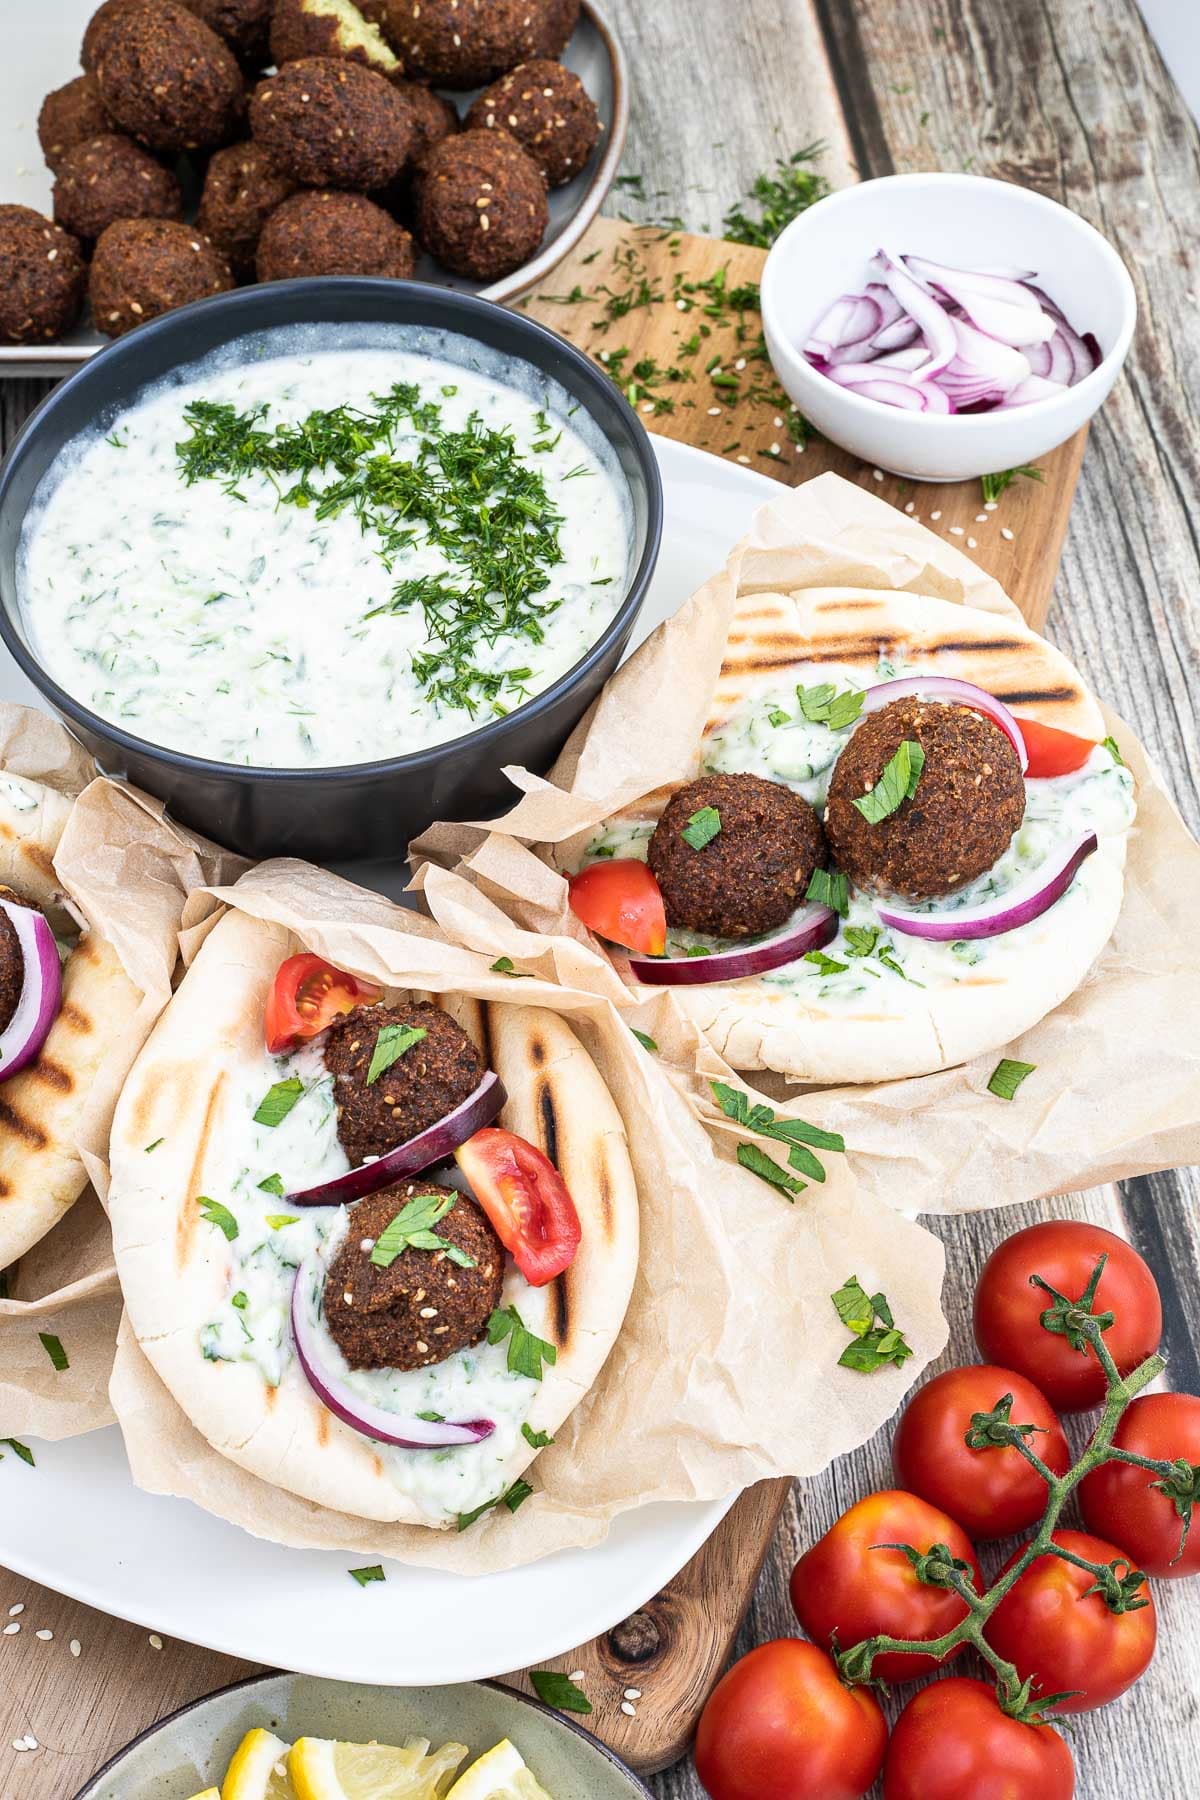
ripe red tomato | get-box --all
[984,1528,1157,1711]
[883,1677,1075,1800]
[973,1221,1162,1411]
[789,1490,983,1683]
[694,1638,887,1800]
[568,858,667,955]
[264,954,380,1054]
[1080,1392,1200,1578]
[893,1365,1070,1539]
[455,1127,581,1286]
[1017,717,1097,777]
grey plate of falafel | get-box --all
[0,0,627,372]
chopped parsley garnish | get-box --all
[681,804,722,850]
[371,1190,476,1269]
[797,682,865,729]
[844,924,881,958]
[804,950,849,975]
[253,1078,304,1127]
[530,1670,593,1714]
[630,1028,658,1053]
[723,142,830,249]
[144,1137,164,1153]
[38,1333,69,1372]
[980,463,1044,505]
[832,1277,914,1373]
[522,1423,555,1449]
[265,1214,300,1230]
[487,1305,557,1380]
[853,740,925,824]
[1102,735,1124,765]
[366,1022,426,1085]
[806,868,850,917]
[258,1172,285,1196]
[710,1079,844,1190]
[348,1564,386,1587]
[490,956,533,977]
[417,1410,445,1423]
[198,1197,239,1241]
[0,1439,35,1467]
[988,1058,1036,1101]
[457,1477,534,1531]
[767,706,792,728]
[737,1142,806,1198]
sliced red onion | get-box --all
[290,1260,495,1450]
[874,250,957,375]
[627,903,837,987]
[937,317,1031,407]
[1026,317,1099,385]
[285,1071,507,1207]
[827,364,954,413]
[878,832,1098,942]
[871,314,922,353]
[1000,374,1070,409]
[0,898,62,1083]
[903,255,1056,348]
[859,676,1029,771]
[805,293,883,358]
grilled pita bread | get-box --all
[585,588,1131,1085]
[0,774,141,1269]
[108,908,639,1528]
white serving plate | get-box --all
[0,0,628,376]
[0,435,781,1685]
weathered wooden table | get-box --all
[2,1,1198,1795]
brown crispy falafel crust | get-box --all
[465,57,599,187]
[88,217,234,337]
[53,133,183,243]
[413,128,547,280]
[82,0,150,72]
[196,140,297,277]
[249,57,415,191]
[270,0,401,78]
[323,1185,504,1372]
[323,1000,485,1167]
[94,0,246,154]
[38,75,112,174]
[649,771,827,938]
[824,698,1026,901]
[384,0,545,88]
[0,205,87,344]
[180,0,273,67]
[257,189,415,281]
[0,904,24,1039]
[538,0,580,55]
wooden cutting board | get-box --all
[495,215,1088,1775]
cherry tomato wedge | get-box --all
[568,858,667,956]
[1080,1392,1200,1578]
[1017,717,1097,778]
[264,954,380,1054]
[883,1677,1075,1800]
[695,1638,887,1800]
[455,1126,582,1287]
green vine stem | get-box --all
[834,1258,1199,1721]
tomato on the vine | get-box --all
[694,1638,886,1800]
[973,1221,1162,1411]
[882,1677,1075,1800]
[789,1490,982,1683]
[892,1364,1070,1539]
[984,1528,1157,1711]
[1080,1392,1200,1578]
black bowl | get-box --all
[0,280,662,861]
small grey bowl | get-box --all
[73,1672,655,1800]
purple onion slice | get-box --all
[877,832,1098,943]
[285,1071,507,1207]
[627,903,838,987]
[290,1261,495,1450]
[0,898,62,1084]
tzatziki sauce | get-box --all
[18,325,633,770]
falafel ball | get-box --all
[271,0,402,81]
[0,205,87,344]
[537,0,580,56]
[413,128,547,281]
[323,1000,485,1167]
[195,139,297,277]
[394,80,459,162]
[179,0,273,68]
[0,906,25,1039]
[648,772,827,939]
[249,57,414,191]
[88,217,234,337]
[93,0,245,154]
[81,0,150,71]
[383,0,544,88]
[53,134,183,244]
[465,58,599,187]
[38,75,112,174]
[824,697,1026,901]
[322,1184,504,1373]
[257,189,415,281]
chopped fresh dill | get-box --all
[723,143,830,249]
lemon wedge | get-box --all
[445,1740,553,1800]
[221,1729,296,1800]
[288,1735,468,1800]
[184,1790,221,1800]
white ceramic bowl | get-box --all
[761,173,1136,481]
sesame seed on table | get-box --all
[3,1,1200,1795]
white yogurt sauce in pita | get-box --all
[197,1039,541,1525]
[19,335,631,770]
[585,672,1136,1003]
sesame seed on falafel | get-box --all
[413,128,547,282]
[323,1000,485,1167]
[88,217,234,337]
[0,205,87,344]
[249,56,415,191]
[257,189,415,281]
[383,0,546,89]
[465,57,600,187]
[53,133,183,245]
[195,140,297,277]
[93,0,246,155]
[38,75,112,174]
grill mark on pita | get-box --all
[595,1157,613,1236]
[28,1057,72,1094]
[549,1272,569,1348]
[23,843,56,881]
[813,597,891,612]
[721,633,899,675]
[0,1094,48,1152]
[371,1452,384,1476]
[315,1406,330,1446]
[59,1003,91,1033]
[993,684,1081,705]
[476,1002,496,1072]
[176,1072,226,1271]
[538,1081,559,1170]
[529,1034,547,1069]
[928,636,1027,654]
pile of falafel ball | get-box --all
[0,0,602,345]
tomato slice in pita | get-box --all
[456,1126,582,1286]
[1017,717,1097,778]
[568,858,667,955]
[264,954,380,1053]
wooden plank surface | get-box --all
[3,0,1200,1794]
